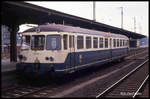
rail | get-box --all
[96,59,149,98]
[133,75,149,98]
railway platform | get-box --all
[1,59,18,89]
[1,59,17,73]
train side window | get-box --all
[99,37,103,48]
[110,38,112,48]
[105,38,108,48]
[63,35,68,50]
[123,40,125,46]
[77,36,84,49]
[117,39,119,47]
[126,40,129,46]
[113,39,116,48]
[93,37,98,48]
[72,36,74,48]
[120,39,122,47]
[69,35,74,48]
[124,40,126,46]
[69,36,72,48]
[86,36,91,49]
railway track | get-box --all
[133,75,149,98]
[96,59,149,98]
[2,85,41,98]
[137,79,149,98]
[1,48,148,98]
[53,54,148,98]
[1,84,55,98]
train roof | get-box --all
[23,24,128,39]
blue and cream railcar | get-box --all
[16,24,129,75]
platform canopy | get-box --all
[2,1,146,39]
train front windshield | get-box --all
[21,35,45,50]
[21,35,61,51]
[46,35,61,50]
[21,35,31,50]
[31,35,45,50]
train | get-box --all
[16,24,129,76]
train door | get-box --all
[109,38,112,59]
[69,35,75,72]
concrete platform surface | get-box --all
[1,59,18,72]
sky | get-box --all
[19,1,148,37]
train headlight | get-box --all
[45,57,54,61]
[49,57,54,61]
[45,57,49,60]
